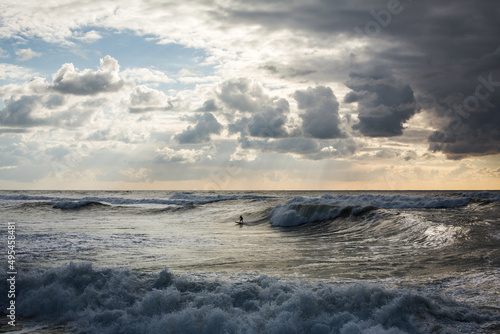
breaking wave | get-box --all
[270,204,374,227]
[270,194,471,227]
[1,263,497,334]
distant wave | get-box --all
[270,194,471,227]
[1,263,496,334]
[462,191,500,202]
[0,192,278,209]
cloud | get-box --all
[293,86,346,139]
[196,99,218,112]
[15,48,43,61]
[174,112,222,144]
[426,71,500,159]
[128,85,175,113]
[154,146,209,164]
[239,136,361,160]
[218,78,296,138]
[247,98,290,138]
[0,64,38,81]
[0,78,78,127]
[72,30,103,43]
[0,0,500,189]
[51,55,126,95]
[344,71,417,137]
[218,78,271,113]
[0,56,130,128]
[0,94,46,127]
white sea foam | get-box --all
[2,263,497,334]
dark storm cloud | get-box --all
[293,86,346,139]
[212,0,376,37]
[215,0,500,159]
[427,91,500,160]
[175,112,222,144]
[344,72,417,137]
[343,1,500,156]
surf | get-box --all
[2,263,497,334]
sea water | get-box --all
[0,190,499,333]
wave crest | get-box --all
[270,204,374,227]
[270,194,471,227]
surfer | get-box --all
[239,215,244,223]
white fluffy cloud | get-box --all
[128,85,175,113]
[52,56,126,95]
[0,63,39,81]
[72,30,103,43]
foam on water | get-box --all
[1,263,498,334]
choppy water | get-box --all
[1,190,499,333]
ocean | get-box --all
[0,190,499,333]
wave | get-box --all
[270,204,375,227]
[270,194,471,227]
[1,263,497,334]
[285,194,471,209]
[0,192,278,210]
[51,201,110,210]
[462,191,500,202]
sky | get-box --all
[0,0,499,190]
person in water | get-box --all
[239,215,243,223]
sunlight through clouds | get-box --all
[0,0,499,189]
